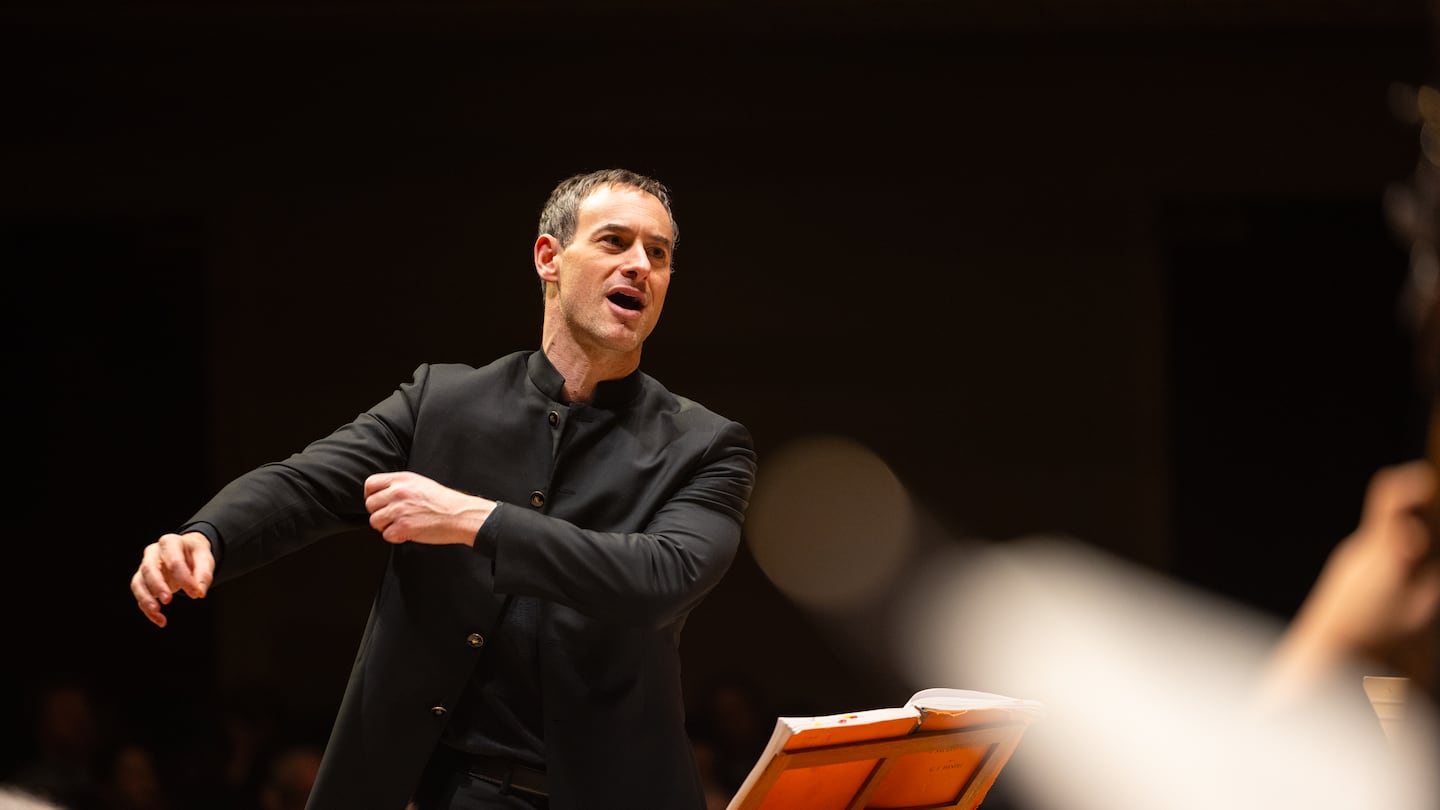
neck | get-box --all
[541,329,640,403]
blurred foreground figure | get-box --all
[1259,461,1440,709]
[901,461,1440,810]
[126,169,756,810]
[0,787,65,810]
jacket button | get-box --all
[430,706,447,717]
[529,490,545,508]
[547,411,559,427]
[467,633,484,648]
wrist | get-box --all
[454,496,496,547]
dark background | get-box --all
[3,0,1435,806]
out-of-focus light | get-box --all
[1420,123,1440,168]
[745,435,914,613]
[1418,84,1440,126]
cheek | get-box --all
[651,276,671,310]
[649,289,669,321]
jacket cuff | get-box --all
[178,520,223,567]
[473,501,505,557]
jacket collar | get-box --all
[527,350,643,408]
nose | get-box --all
[619,242,652,282]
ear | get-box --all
[535,234,561,286]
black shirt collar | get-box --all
[527,350,643,408]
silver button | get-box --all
[547,411,559,427]
[467,633,484,648]
[529,490,545,508]
[430,706,447,717]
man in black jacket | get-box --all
[129,168,757,810]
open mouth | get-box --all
[607,291,643,311]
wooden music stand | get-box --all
[727,693,1041,810]
[731,722,1021,810]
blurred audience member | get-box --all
[687,675,772,800]
[687,737,729,810]
[184,684,287,810]
[258,745,322,810]
[95,743,167,810]
[9,680,101,809]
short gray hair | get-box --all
[537,168,678,251]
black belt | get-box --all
[463,754,549,799]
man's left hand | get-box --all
[364,471,494,546]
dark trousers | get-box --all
[411,746,549,810]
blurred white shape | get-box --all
[746,435,914,612]
[896,536,1439,810]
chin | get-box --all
[589,331,645,356]
[606,323,652,347]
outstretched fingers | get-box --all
[132,543,171,627]
[131,532,216,628]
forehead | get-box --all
[576,185,674,241]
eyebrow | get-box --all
[595,223,673,252]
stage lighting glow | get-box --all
[745,435,914,613]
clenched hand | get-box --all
[364,471,495,547]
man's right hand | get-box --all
[130,531,215,628]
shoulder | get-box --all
[637,374,752,446]
[380,353,534,416]
[408,351,531,389]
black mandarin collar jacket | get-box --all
[188,350,757,810]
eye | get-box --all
[649,247,669,262]
[600,234,623,247]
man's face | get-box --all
[540,184,674,357]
